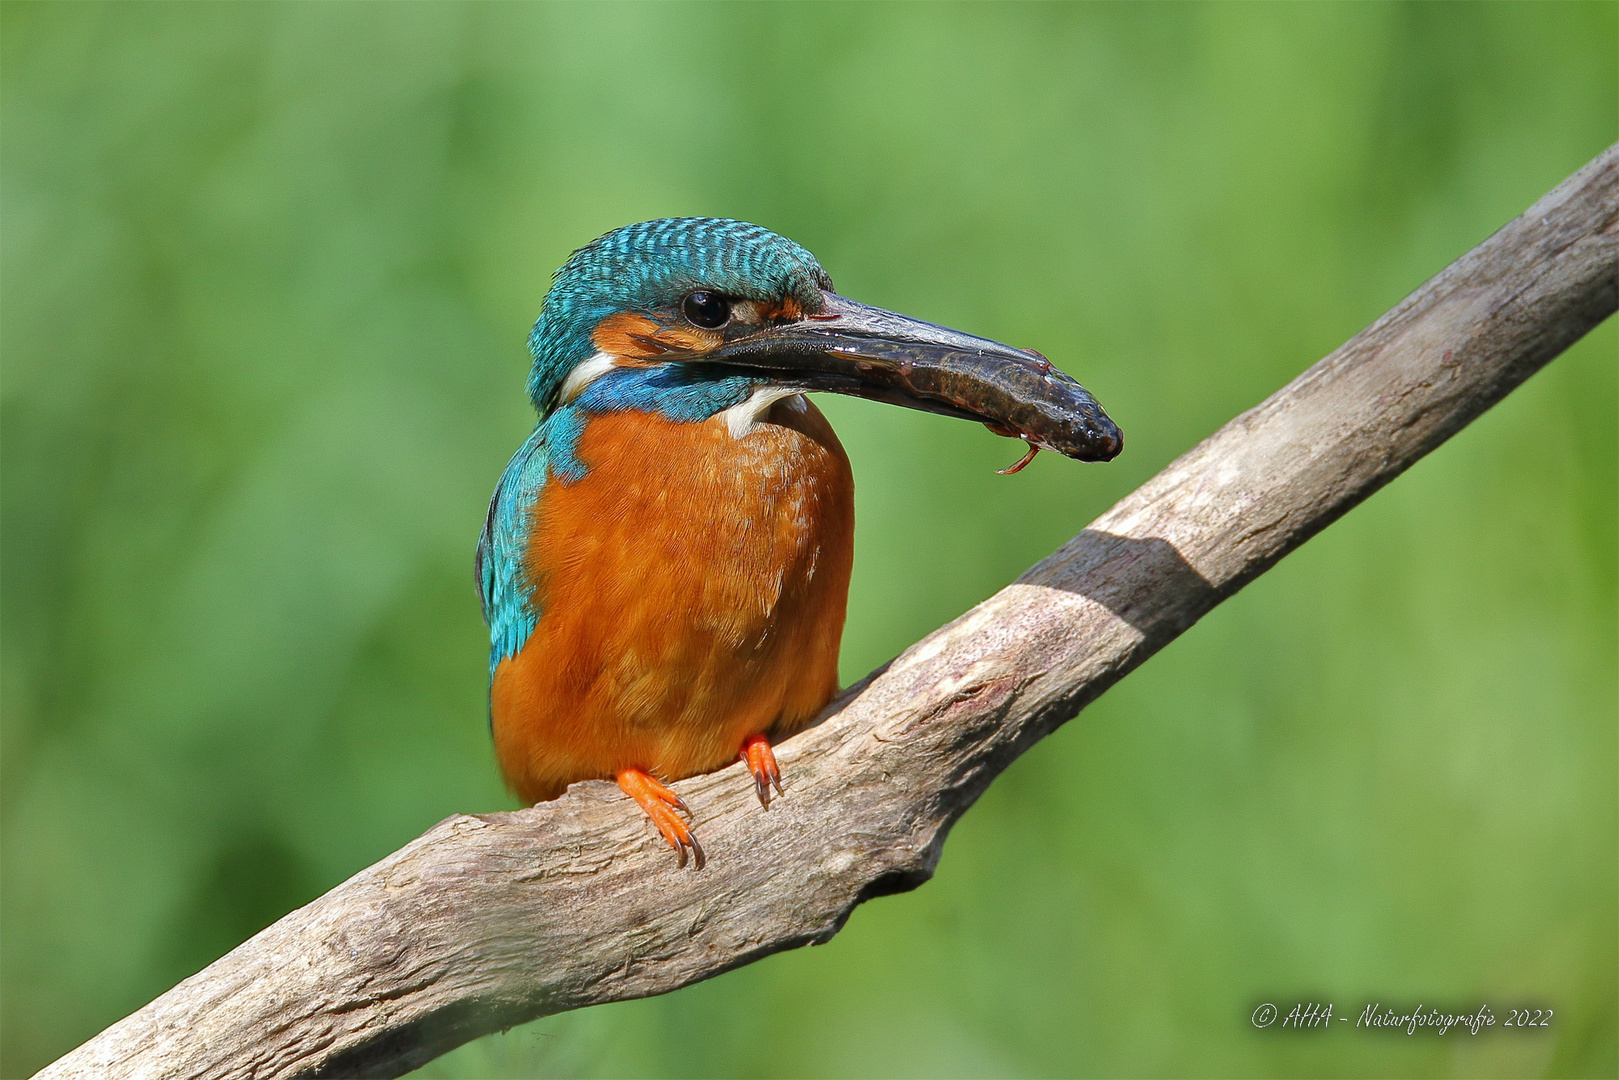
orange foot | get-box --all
[739,733,785,809]
[616,768,704,869]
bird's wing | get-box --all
[476,423,550,677]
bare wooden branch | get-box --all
[38,145,1617,1080]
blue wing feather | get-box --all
[476,423,550,679]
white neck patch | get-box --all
[724,386,806,439]
[557,351,621,404]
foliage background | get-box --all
[3,3,1614,1077]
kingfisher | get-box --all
[478,218,1120,868]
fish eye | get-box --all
[682,291,731,329]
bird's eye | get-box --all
[682,291,731,329]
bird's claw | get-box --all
[740,734,784,810]
[616,768,704,870]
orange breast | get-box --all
[490,396,854,805]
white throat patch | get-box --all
[724,387,806,439]
[557,351,620,404]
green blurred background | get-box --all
[3,3,1614,1077]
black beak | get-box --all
[699,291,1122,463]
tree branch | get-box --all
[38,145,1618,1080]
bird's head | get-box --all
[527,217,1122,463]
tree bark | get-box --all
[37,144,1618,1080]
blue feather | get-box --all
[477,423,549,677]
[570,364,757,427]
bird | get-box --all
[477,218,1120,867]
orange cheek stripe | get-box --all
[591,313,719,359]
[590,313,661,358]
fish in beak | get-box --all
[698,291,1122,470]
